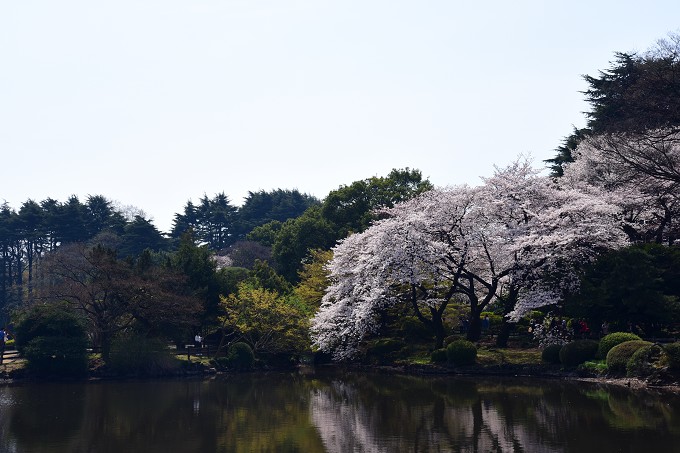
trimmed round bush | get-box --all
[227,342,255,370]
[663,342,680,371]
[430,348,448,363]
[559,340,599,367]
[598,332,642,358]
[541,344,563,364]
[109,334,179,376]
[606,340,652,373]
[446,339,477,366]
[626,344,665,378]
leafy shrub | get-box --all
[13,302,89,377]
[663,342,680,371]
[400,316,433,341]
[626,343,665,377]
[446,339,477,366]
[541,344,563,364]
[559,340,599,367]
[598,332,642,358]
[227,342,255,370]
[578,360,608,376]
[14,302,87,353]
[367,338,406,363]
[606,340,652,373]
[430,348,448,363]
[109,334,179,376]
[23,336,89,377]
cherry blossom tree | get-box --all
[311,158,628,359]
[562,131,680,244]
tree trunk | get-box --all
[431,310,445,350]
[466,313,482,341]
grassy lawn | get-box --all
[400,345,543,367]
[476,348,543,366]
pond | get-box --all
[0,371,679,452]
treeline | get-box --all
[0,169,430,327]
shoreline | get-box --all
[2,360,679,393]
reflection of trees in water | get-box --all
[0,376,326,453]
[1,374,680,452]
[309,375,680,453]
[1,382,86,452]
[310,374,568,453]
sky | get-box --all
[1,1,679,233]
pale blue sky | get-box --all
[1,1,678,232]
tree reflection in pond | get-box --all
[0,373,679,452]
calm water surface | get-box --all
[0,371,679,453]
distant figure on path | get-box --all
[194,334,203,349]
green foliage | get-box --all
[253,169,432,282]
[170,231,222,323]
[247,220,283,248]
[578,360,608,376]
[226,342,255,370]
[108,334,179,376]
[321,168,433,237]
[541,344,563,364]
[446,339,477,366]
[663,342,680,371]
[567,244,680,337]
[220,283,310,354]
[606,340,652,373]
[400,316,434,342]
[583,41,680,134]
[559,340,599,367]
[430,348,448,363]
[14,302,89,377]
[170,193,238,249]
[118,215,168,258]
[294,249,333,310]
[271,207,336,282]
[247,260,293,295]
[236,189,320,240]
[626,343,665,378]
[546,126,589,176]
[216,266,250,296]
[367,338,406,363]
[13,302,87,354]
[23,336,89,377]
[598,332,643,358]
